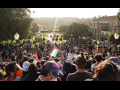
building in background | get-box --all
[37,24,43,32]
[89,15,120,39]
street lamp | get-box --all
[99,37,100,41]
[114,33,119,53]
[33,11,35,19]
[14,32,20,46]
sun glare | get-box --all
[30,8,120,18]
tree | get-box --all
[63,22,93,42]
[31,22,39,33]
[0,8,33,42]
[59,25,69,32]
[117,9,120,21]
[93,16,97,20]
[107,33,115,44]
[107,33,120,44]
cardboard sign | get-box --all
[92,49,98,53]
[102,48,105,52]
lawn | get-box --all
[1,32,65,47]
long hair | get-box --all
[93,59,119,81]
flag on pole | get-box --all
[107,52,110,56]
[51,46,59,57]
[33,56,39,64]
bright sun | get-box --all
[30,8,119,18]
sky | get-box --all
[30,8,120,19]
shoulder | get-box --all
[36,76,42,81]
[84,79,93,81]
[91,63,98,67]
[4,77,9,81]
[15,76,21,81]
[67,72,77,78]
[85,71,93,76]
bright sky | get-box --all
[30,8,120,19]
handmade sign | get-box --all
[102,48,105,52]
[92,49,98,53]
[99,48,102,53]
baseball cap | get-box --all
[40,61,60,76]
[109,57,120,64]
[21,61,30,72]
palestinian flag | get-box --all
[107,52,110,56]
[33,56,39,64]
[51,46,59,57]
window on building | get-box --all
[113,22,114,25]
[113,22,116,26]
[112,27,114,32]
[109,22,112,25]
[108,28,110,31]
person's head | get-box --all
[40,60,47,66]
[23,56,28,62]
[116,53,119,57]
[85,60,91,71]
[5,61,21,79]
[36,62,42,69]
[40,61,60,81]
[28,63,37,74]
[75,55,87,69]
[63,62,72,73]
[28,58,34,63]
[80,52,86,58]
[21,61,30,72]
[46,56,49,61]
[112,54,116,57]
[94,54,102,62]
[93,59,119,81]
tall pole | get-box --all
[33,11,35,19]
[116,39,117,54]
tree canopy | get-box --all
[0,8,33,42]
[63,22,93,41]
[59,25,69,32]
[31,22,39,33]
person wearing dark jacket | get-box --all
[24,63,39,81]
[61,62,73,81]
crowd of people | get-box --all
[0,39,120,81]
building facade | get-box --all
[89,15,120,38]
